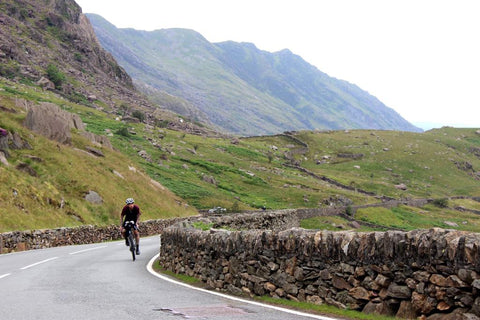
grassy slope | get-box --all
[2,79,480,233]
[0,80,196,232]
[297,129,480,198]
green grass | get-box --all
[354,205,480,232]
[300,216,383,232]
[192,221,214,231]
[153,263,203,286]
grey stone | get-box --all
[84,190,103,204]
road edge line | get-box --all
[146,253,337,320]
[20,257,59,270]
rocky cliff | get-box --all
[0,0,135,105]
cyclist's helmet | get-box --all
[125,198,135,204]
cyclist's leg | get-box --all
[134,229,140,254]
[121,228,129,245]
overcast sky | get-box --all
[76,0,479,130]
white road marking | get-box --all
[0,273,11,279]
[147,254,338,320]
[20,257,58,270]
[69,246,107,255]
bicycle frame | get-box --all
[124,221,137,261]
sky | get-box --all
[75,0,480,130]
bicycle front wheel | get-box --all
[128,233,136,261]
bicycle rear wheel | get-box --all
[128,233,136,261]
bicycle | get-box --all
[123,221,137,261]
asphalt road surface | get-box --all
[0,236,338,320]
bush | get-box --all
[230,201,240,213]
[433,198,449,208]
[116,126,130,137]
[74,52,83,62]
[132,110,145,122]
[155,119,169,128]
[46,64,65,89]
[345,205,354,216]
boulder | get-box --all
[202,175,217,185]
[394,183,408,190]
[84,191,103,204]
[24,102,84,144]
[16,162,37,176]
[80,132,112,149]
[36,76,55,90]
[396,301,418,319]
[363,301,394,316]
[0,151,9,166]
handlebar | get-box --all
[123,221,138,230]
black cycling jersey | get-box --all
[121,204,141,225]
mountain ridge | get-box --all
[86,13,422,135]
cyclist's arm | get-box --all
[136,207,141,227]
[120,208,125,228]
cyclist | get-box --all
[120,198,141,255]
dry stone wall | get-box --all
[159,212,480,319]
[0,218,182,253]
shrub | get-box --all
[132,110,145,122]
[155,119,169,128]
[74,52,83,62]
[46,64,65,89]
[230,201,240,213]
[433,198,449,208]
[345,205,354,216]
[116,126,130,137]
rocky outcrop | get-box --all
[0,128,32,160]
[23,101,114,149]
[81,132,113,149]
[24,102,84,144]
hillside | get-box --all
[1,0,480,236]
[0,81,196,232]
[86,14,422,136]
[3,74,480,233]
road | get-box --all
[0,236,338,320]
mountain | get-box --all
[1,0,480,236]
[0,0,213,135]
[86,14,422,136]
